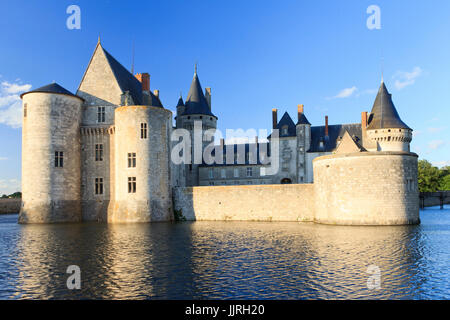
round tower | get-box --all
[177,68,217,186]
[366,81,412,152]
[110,104,172,223]
[19,83,83,223]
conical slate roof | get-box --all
[297,112,311,125]
[183,72,216,118]
[367,81,410,130]
[20,83,83,101]
[277,112,297,137]
[176,95,184,107]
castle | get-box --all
[19,40,420,225]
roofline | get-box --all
[76,41,102,93]
[20,90,85,102]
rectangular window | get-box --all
[128,177,136,193]
[97,106,105,123]
[233,168,239,178]
[141,123,147,139]
[246,167,253,177]
[128,153,136,168]
[95,144,103,161]
[221,169,226,178]
[55,151,63,167]
[95,178,103,195]
[209,168,214,179]
[24,103,27,117]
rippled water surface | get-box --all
[0,207,449,299]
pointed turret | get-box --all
[366,81,412,152]
[367,81,410,130]
[183,68,216,118]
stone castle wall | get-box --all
[0,199,21,214]
[173,152,419,225]
[173,184,315,222]
[313,151,419,225]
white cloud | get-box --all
[393,67,422,90]
[1,81,31,94]
[428,127,446,134]
[331,86,358,99]
[0,157,8,160]
[428,140,445,150]
[0,78,31,128]
[432,160,450,168]
[0,178,21,195]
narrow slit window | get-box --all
[24,103,27,117]
[95,178,103,195]
[55,151,64,167]
[95,144,103,161]
[128,177,136,193]
[141,123,147,139]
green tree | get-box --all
[418,160,442,192]
[440,172,450,191]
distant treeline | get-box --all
[1,192,21,199]
[419,160,450,192]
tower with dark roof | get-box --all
[176,67,218,186]
[366,81,412,152]
[296,104,311,183]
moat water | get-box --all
[0,207,449,300]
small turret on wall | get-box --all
[366,81,412,152]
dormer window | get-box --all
[282,125,288,136]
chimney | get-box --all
[255,136,258,144]
[153,89,159,98]
[205,87,212,110]
[361,111,368,129]
[298,104,304,122]
[220,138,224,147]
[325,116,329,137]
[135,73,150,91]
[272,108,278,129]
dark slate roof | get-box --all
[147,91,163,108]
[102,47,146,106]
[176,95,184,107]
[297,112,311,125]
[183,72,216,118]
[267,112,297,139]
[366,81,410,130]
[199,142,270,167]
[309,123,362,152]
[20,83,83,101]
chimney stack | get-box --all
[153,89,159,98]
[361,111,368,128]
[325,116,329,137]
[220,138,224,147]
[255,136,259,144]
[135,73,150,91]
[298,104,304,122]
[205,87,212,110]
[272,108,278,129]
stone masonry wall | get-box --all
[313,152,419,225]
[0,199,21,214]
[173,184,315,222]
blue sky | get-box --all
[1,0,449,194]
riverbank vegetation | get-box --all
[0,192,21,199]
[418,160,450,192]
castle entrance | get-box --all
[280,178,292,184]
